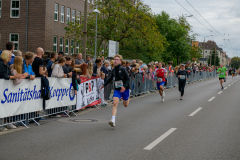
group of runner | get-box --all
[101,56,191,127]
[155,62,188,101]
[101,55,233,127]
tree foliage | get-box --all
[207,49,220,66]
[155,11,194,66]
[231,57,240,69]
[65,0,167,62]
[190,45,202,61]
[65,1,197,64]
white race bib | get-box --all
[180,75,185,80]
[157,78,162,82]
[115,80,123,88]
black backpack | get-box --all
[41,76,50,100]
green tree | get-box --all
[65,0,167,62]
[190,44,202,62]
[231,57,240,69]
[155,12,194,66]
[208,49,220,66]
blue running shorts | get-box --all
[113,89,130,100]
[157,82,165,90]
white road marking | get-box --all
[208,97,215,101]
[218,91,223,94]
[144,128,177,150]
[228,85,231,86]
[224,87,227,89]
[189,107,202,116]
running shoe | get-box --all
[161,96,165,102]
[180,96,183,100]
[109,119,115,127]
[221,86,223,90]
[162,91,165,98]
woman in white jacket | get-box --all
[51,57,67,78]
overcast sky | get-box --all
[144,0,240,58]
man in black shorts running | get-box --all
[217,63,227,90]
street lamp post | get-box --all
[82,0,88,60]
[203,35,213,65]
[93,7,100,61]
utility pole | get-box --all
[203,39,205,65]
[82,0,88,60]
[214,42,216,66]
[93,6,100,61]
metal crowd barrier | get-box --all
[0,106,77,129]
[104,70,217,101]
[0,70,217,129]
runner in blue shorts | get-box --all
[155,62,167,102]
[100,55,130,127]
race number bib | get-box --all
[220,72,225,75]
[157,78,162,82]
[180,75,185,80]
[115,80,123,88]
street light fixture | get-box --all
[203,35,213,65]
[93,7,100,61]
[185,14,193,17]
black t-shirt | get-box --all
[104,65,130,90]
[176,70,188,82]
[32,57,44,77]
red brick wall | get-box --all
[27,0,46,52]
[45,0,93,54]
[0,0,93,53]
[0,0,46,53]
[0,0,28,52]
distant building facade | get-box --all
[198,40,223,65]
[0,0,95,54]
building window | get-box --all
[65,39,69,54]
[53,36,57,52]
[0,0,2,18]
[76,42,79,53]
[67,8,70,23]
[61,6,64,23]
[60,37,63,52]
[54,4,58,21]
[92,0,94,4]
[9,33,19,50]
[10,0,20,18]
[72,10,75,24]
[71,40,74,55]
[88,0,90,3]
[77,11,81,24]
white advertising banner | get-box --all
[76,77,101,110]
[0,78,77,118]
[0,79,42,118]
[46,78,76,109]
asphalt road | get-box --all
[1,76,240,160]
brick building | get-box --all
[0,0,94,54]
